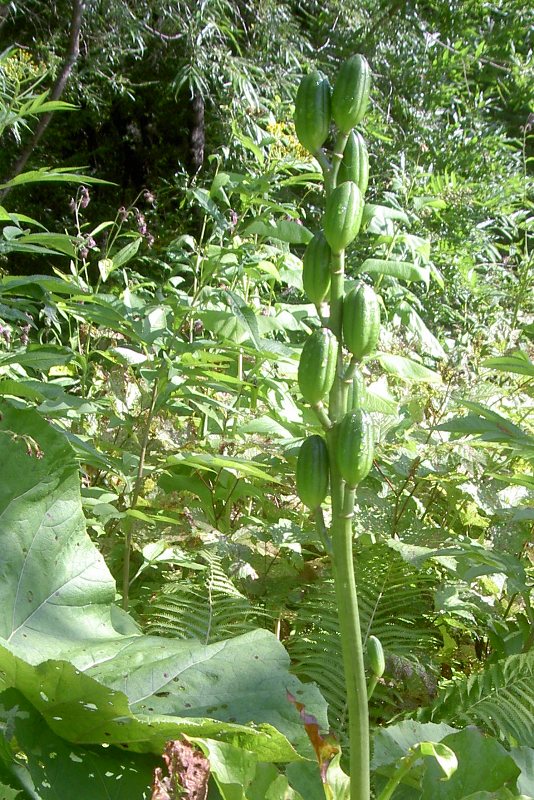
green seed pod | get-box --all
[332,54,371,133]
[342,284,381,361]
[298,327,338,405]
[296,435,330,510]
[367,635,385,678]
[303,231,332,305]
[338,131,369,195]
[336,409,374,487]
[294,71,332,154]
[346,368,366,411]
[324,181,364,254]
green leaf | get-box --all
[111,236,143,269]
[12,232,77,257]
[377,354,442,383]
[248,763,293,800]
[244,219,313,244]
[0,379,100,416]
[481,353,534,377]
[0,643,304,762]
[397,301,446,358]
[286,761,324,800]
[372,721,457,770]
[190,187,228,230]
[363,386,399,415]
[0,404,117,653]
[419,742,457,780]
[0,275,86,296]
[239,416,296,438]
[192,738,257,800]
[97,257,114,281]
[0,404,327,761]
[438,403,534,454]
[510,747,534,798]
[431,652,534,746]
[0,688,154,799]
[421,728,520,800]
[0,207,47,229]
[359,259,429,285]
[0,167,111,190]
[167,451,282,484]
[362,204,410,234]
[0,345,74,370]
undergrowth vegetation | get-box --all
[0,1,532,798]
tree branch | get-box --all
[1,0,85,197]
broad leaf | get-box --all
[0,688,154,799]
[0,404,327,761]
[245,219,313,245]
[0,345,74,370]
[378,353,442,384]
[510,747,534,798]
[359,259,429,285]
[372,721,457,770]
[0,167,110,190]
[421,728,519,800]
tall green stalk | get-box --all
[329,443,370,798]
[326,197,370,797]
[294,53,377,800]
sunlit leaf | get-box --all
[378,353,442,383]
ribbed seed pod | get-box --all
[298,327,338,405]
[332,54,371,133]
[303,231,332,305]
[323,181,364,254]
[346,368,366,411]
[342,284,381,360]
[294,71,332,154]
[296,434,330,509]
[338,131,369,195]
[336,409,374,487]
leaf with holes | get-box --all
[0,404,327,762]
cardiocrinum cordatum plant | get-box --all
[293,55,423,800]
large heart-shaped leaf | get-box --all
[0,403,327,761]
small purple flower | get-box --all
[136,212,147,235]
[80,186,90,208]
[20,323,31,346]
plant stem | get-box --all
[315,148,332,178]
[314,507,332,555]
[376,749,421,800]
[313,401,333,431]
[330,131,350,190]
[122,378,159,610]
[329,250,345,340]
[329,452,370,800]
[319,131,369,799]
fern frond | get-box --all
[286,543,439,739]
[431,651,534,746]
[145,550,269,644]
